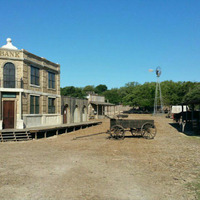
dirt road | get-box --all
[0,114,200,200]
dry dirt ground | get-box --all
[0,114,200,200]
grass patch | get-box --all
[188,136,200,143]
[187,178,200,199]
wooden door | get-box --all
[63,106,67,124]
[3,101,14,129]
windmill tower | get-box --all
[149,67,164,115]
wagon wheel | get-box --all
[141,123,157,139]
[109,125,125,139]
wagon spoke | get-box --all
[109,125,125,140]
[141,123,157,139]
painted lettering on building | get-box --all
[0,50,20,58]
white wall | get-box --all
[23,114,61,128]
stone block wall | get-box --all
[0,48,61,129]
[61,96,88,124]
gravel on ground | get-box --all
[0,114,200,200]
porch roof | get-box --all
[90,101,115,106]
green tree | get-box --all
[95,84,108,94]
[83,85,95,93]
[161,81,199,105]
[61,86,85,98]
[103,88,122,104]
[122,82,155,110]
[161,81,182,105]
[183,85,200,103]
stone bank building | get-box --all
[0,38,61,130]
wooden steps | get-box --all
[0,131,32,142]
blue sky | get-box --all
[0,0,200,89]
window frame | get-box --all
[30,66,40,86]
[3,62,16,88]
[30,95,40,114]
[48,98,55,114]
[48,72,55,89]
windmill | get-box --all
[149,67,164,115]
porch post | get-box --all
[19,92,22,119]
[97,105,99,119]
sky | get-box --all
[0,0,200,89]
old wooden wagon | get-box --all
[109,118,157,139]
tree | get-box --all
[103,88,122,104]
[183,85,200,103]
[95,84,108,94]
[161,81,182,105]
[61,86,85,98]
[60,81,200,107]
[161,81,199,105]
[122,82,155,110]
[83,85,95,93]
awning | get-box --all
[90,101,115,106]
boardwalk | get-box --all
[0,121,101,142]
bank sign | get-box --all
[0,50,20,58]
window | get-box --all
[48,72,55,89]
[31,66,39,86]
[3,62,15,88]
[48,98,55,113]
[30,96,39,114]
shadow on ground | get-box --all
[169,122,200,137]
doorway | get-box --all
[3,101,15,129]
[74,106,80,123]
[63,105,68,124]
[82,106,87,122]
[63,105,70,124]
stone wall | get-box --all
[0,48,61,129]
[61,96,88,124]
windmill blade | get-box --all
[149,69,154,72]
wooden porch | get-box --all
[0,121,102,142]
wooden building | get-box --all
[87,94,115,119]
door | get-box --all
[82,106,87,122]
[63,106,68,124]
[3,101,15,129]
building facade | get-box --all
[61,96,88,124]
[87,94,115,119]
[0,38,61,129]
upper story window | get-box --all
[48,72,55,89]
[31,66,39,86]
[3,62,15,88]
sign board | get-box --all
[0,50,20,58]
[2,92,16,98]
